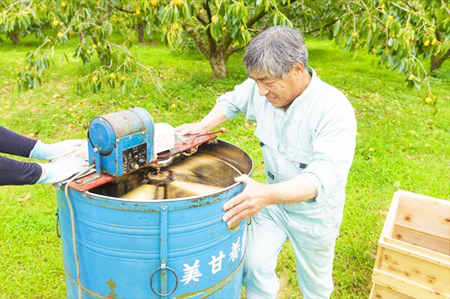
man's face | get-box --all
[250,66,303,110]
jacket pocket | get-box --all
[254,125,278,149]
[277,149,312,182]
[286,149,312,171]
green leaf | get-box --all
[393,40,399,51]
[398,60,405,73]
[387,55,393,67]
[133,78,141,88]
[210,21,221,41]
[333,19,341,37]
[367,29,373,44]
[37,66,44,77]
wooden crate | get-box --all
[370,190,450,299]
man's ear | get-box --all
[292,62,305,77]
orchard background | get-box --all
[0,1,449,298]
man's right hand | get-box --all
[175,122,208,136]
[175,105,228,137]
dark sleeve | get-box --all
[0,156,42,185]
[0,126,38,157]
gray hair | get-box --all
[244,26,308,78]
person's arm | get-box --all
[222,174,317,227]
[0,126,37,157]
[0,156,42,185]
[0,126,87,161]
[0,155,90,186]
[176,78,260,136]
[0,126,89,185]
[175,105,228,136]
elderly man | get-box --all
[176,26,357,298]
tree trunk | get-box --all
[7,32,20,44]
[137,21,147,43]
[208,52,227,78]
[181,22,229,78]
[430,50,449,72]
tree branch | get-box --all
[181,22,210,58]
[203,1,212,22]
[305,17,339,34]
[246,0,298,28]
[246,9,267,28]
[202,1,217,52]
[391,2,411,13]
[222,0,299,60]
[224,44,243,60]
[398,1,418,12]
[110,2,134,14]
[441,0,450,15]
[304,6,364,35]
[196,14,207,26]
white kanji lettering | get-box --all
[229,237,241,262]
[208,251,226,274]
[181,259,202,285]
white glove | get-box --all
[30,139,88,161]
[36,157,89,184]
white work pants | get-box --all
[243,204,339,299]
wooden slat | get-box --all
[383,237,450,262]
[372,191,450,299]
[379,191,401,243]
[370,283,414,299]
[393,224,450,255]
[396,190,450,238]
[375,242,449,294]
[394,217,450,241]
[372,269,449,299]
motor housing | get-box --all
[88,108,154,176]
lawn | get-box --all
[0,33,449,298]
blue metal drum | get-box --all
[57,140,252,298]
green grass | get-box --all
[0,34,449,298]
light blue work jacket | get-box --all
[216,68,357,234]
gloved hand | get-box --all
[30,139,88,161]
[36,157,90,184]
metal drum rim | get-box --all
[77,139,253,203]
[81,180,245,203]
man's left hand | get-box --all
[222,174,272,227]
